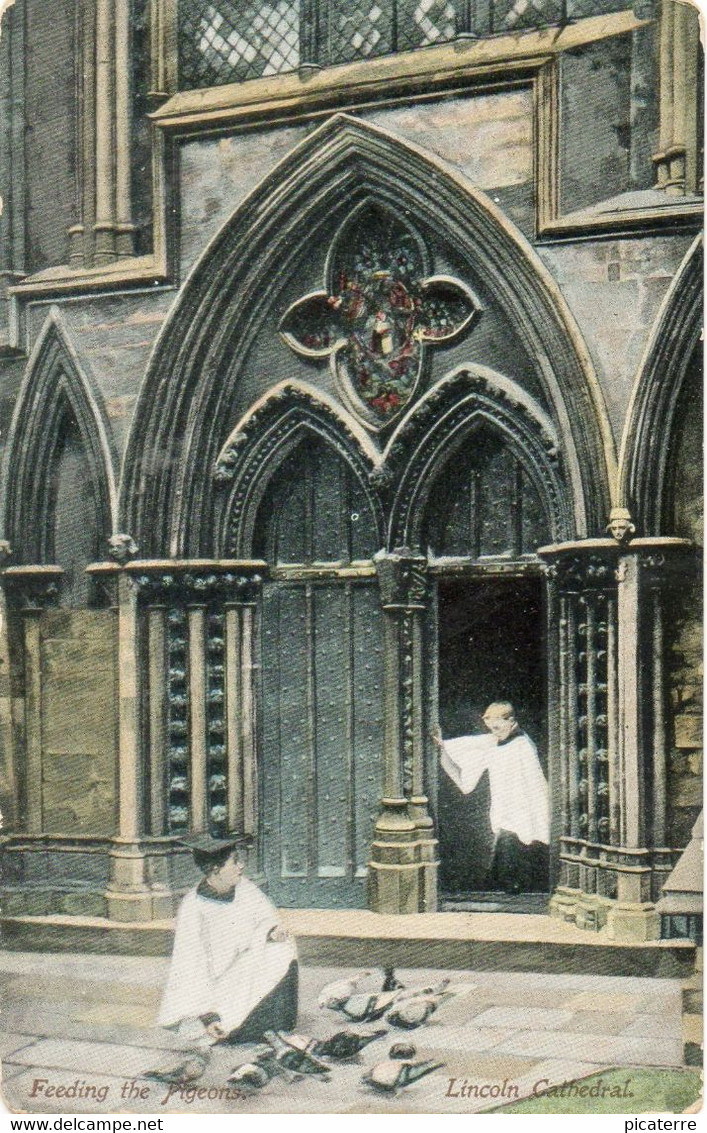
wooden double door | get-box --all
[253,424,552,908]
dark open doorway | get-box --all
[436,576,548,905]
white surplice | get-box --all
[157,877,297,1034]
[441,731,549,845]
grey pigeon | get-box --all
[227,1062,272,1090]
[363,1058,445,1093]
[339,990,400,1021]
[263,1030,331,1076]
[144,1052,208,1086]
[389,1041,416,1059]
[312,1029,387,1061]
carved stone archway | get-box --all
[619,235,703,535]
[121,114,615,558]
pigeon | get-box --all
[381,967,405,992]
[339,990,400,1022]
[144,1052,209,1086]
[271,1031,320,1055]
[389,1041,416,1060]
[262,1030,331,1076]
[318,970,372,1010]
[395,977,451,1001]
[386,992,454,1029]
[363,1058,445,1093]
[227,1062,272,1090]
[312,1029,387,1061]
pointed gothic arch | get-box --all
[619,236,703,537]
[3,310,117,565]
[386,367,569,551]
[213,382,384,558]
[121,114,614,557]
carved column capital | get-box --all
[130,563,265,605]
[539,540,619,595]
[373,549,428,608]
[2,565,64,609]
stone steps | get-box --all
[1,909,697,980]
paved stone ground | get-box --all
[0,952,686,1115]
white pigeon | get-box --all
[317,970,373,1010]
[394,977,451,1002]
[386,991,455,1029]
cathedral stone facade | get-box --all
[0,0,701,945]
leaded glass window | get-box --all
[179,0,301,88]
[176,0,636,91]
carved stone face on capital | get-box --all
[280,202,480,429]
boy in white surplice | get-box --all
[158,835,298,1045]
[432,702,549,893]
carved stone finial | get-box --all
[107,533,139,565]
[606,507,636,544]
[0,541,13,568]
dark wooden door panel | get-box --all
[260,580,383,907]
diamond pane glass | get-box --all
[178,0,300,89]
[396,0,457,50]
[492,0,562,31]
[326,0,393,63]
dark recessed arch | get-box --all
[121,114,614,556]
[3,310,117,566]
[213,381,384,558]
[619,235,703,537]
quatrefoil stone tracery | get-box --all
[279,205,481,429]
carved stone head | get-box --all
[606,508,635,544]
[107,533,139,565]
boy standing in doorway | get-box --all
[432,702,549,893]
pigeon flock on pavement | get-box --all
[146,969,454,1097]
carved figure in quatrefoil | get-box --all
[279,201,481,429]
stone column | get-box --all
[93,0,117,264]
[114,0,137,257]
[104,566,160,921]
[147,604,168,835]
[0,544,18,830]
[148,0,178,103]
[87,539,170,923]
[124,561,266,886]
[187,603,208,833]
[224,588,259,840]
[0,565,63,835]
[540,530,694,940]
[0,0,26,342]
[369,550,437,914]
[70,0,136,266]
[653,0,700,195]
[299,0,322,72]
